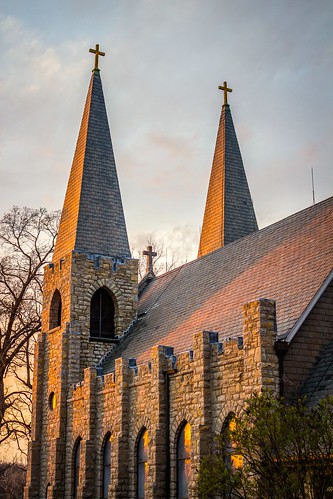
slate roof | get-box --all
[198,104,258,258]
[53,70,130,262]
[301,339,333,407]
[102,196,333,373]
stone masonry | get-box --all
[26,297,280,498]
[25,251,138,498]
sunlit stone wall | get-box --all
[30,298,279,498]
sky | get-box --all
[1,0,333,264]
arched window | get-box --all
[102,433,112,499]
[49,289,62,329]
[222,413,243,470]
[137,428,149,499]
[90,288,115,339]
[45,483,51,498]
[177,422,191,499]
[73,438,81,499]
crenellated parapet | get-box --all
[27,296,279,498]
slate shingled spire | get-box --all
[198,99,258,258]
[53,69,131,262]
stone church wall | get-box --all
[27,298,278,498]
[27,279,333,498]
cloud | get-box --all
[0,14,89,211]
[1,1,333,252]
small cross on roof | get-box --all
[142,245,157,274]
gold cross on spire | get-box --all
[89,44,105,71]
[218,81,232,106]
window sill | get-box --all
[89,336,119,344]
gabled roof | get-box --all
[102,196,333,373]
[53,70,130,262]
[198,103,258,258]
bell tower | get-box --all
[25,47,138,498]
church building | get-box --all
[25,47,333,498]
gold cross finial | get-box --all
[218,81,232,106]
[89,44,105,71]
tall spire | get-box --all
[53,53,130,262]
[198,84,258,258]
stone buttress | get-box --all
[25,66,138,498]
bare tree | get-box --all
[0,461,26,498]
[0,207,59,452]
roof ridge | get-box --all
[151,195,333,279]
[102,194,333,373]
[196,195,333,262]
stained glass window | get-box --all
[177,422,191,499]
[137,429,149,499]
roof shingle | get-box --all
[103,196,333,372]
[198,104,258,257]
[53,70,130,261]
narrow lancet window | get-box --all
[49,289,62,329]
[73,438,81,499]
[102,433,112,499]
[90,288,115,339]
[222,413,243,470]
[177,422,191,499]
[137,429,149,499]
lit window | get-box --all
[223,414,243,470]
[177,422,191,499]
[90,288,115,339]
[137,429,149,499]
[102,433,112,499]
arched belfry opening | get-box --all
[90,287,115,339]
[49,289,62,329]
